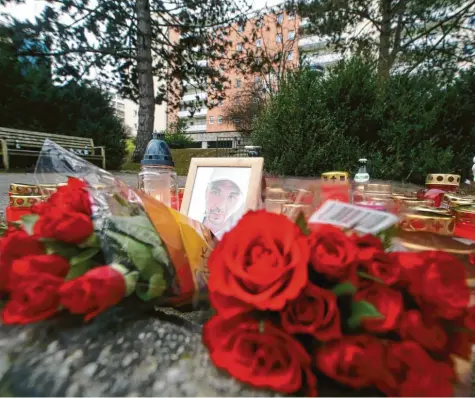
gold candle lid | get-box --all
[282,203,313,220]
[9,195,43,208]
[398,230,475,254]
[321,171,349,183]
[9,183,41,196]
[453,205,475,215]
[426,173,461,186]
[401,198,434,208]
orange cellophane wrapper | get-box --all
[138,191,215,305]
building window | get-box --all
[236,43,243,52]
[218,115,223,124]
[235,95,241,104]
[288,11,296,20]
[276,34,282,43]
[256,18,263,27]
[277,13,283,24]
[218,98,223,106]
[256,38,263,47]
[288,30,295,40]
[236,79,242,88]
[470,16,475,26]
[219,63,225,71]
[287,51,294,61]
[209,116,214,124]
[238,24,244,32]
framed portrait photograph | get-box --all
[181,157,264,239]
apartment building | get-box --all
[112,88,167,137]
[167,6,342,149]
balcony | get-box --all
[303,52,343,68]
[181,91,207,103]
[298,34,330,52]
[178,108,208,118]
[186,124,207,133]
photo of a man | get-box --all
[201,168,247,238]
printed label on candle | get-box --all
[308,200,398,234]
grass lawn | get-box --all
[122,139,216,175]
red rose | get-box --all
[464,306,475,330]
[208,211,309,312]
[417,251,469,319]
[316,334,385,389]
[209,290,253,319]
[281,283,341,341]
[352,233,384,260]
[309,224,356,280]
[59,266,126,321]
[354,284,403,333]
[378,341,454,397]
[0,228,44,291]
[399,310,447,352]
[8,254,70,290]
[203,315,317,396]
[2,273,62,324]
[34,208,94,245]
[358,249,399,285]
[391,251,427,290]
[41,177,92,216]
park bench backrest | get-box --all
[0,127,94,149]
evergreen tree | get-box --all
[1,0,256,161]
[296,0,475,79]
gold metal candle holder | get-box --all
[9,183,41,196]
[400,207,455,236]
[9,195,43,208]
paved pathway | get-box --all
[0,172,187,214]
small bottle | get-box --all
[353,158,370,204]
[138,132,178,209]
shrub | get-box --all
[252,58,475,183]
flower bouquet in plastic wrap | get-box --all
[0,140,215,324]
[203,201,475,397]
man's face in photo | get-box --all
[205,180,241,229]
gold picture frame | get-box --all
[181,157,264,238]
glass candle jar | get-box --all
[138,132,179,210]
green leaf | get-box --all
[20,214,39,235]
[43,239,82,259]
[105,230,162,280]
[110,264,140,296]
[332,282,357,296]
[77,233,101,248]
[70,247,100,267]
[295,212,310,236]
[66,260,93,280]
[348,300,383,329]
[108,215,166,249]
[136,272,167,301]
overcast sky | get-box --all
[0,0,284,22]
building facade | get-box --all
[112,86,167,137]
[167,6,342,149]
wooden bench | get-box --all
[0,127,106,170]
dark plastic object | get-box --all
[141,132,175,167]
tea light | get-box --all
[265,199,288,214]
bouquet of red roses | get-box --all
[0,140,214,324]
[203,210,475,397]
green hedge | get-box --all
[252,58,475,184]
